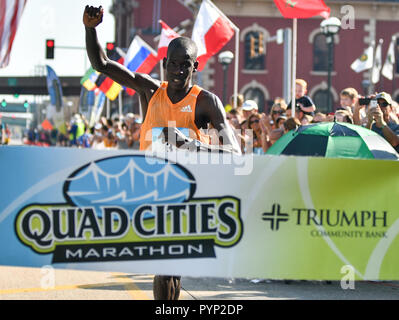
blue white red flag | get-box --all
[124,35,158,95]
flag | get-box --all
[0,0,26,68]
[79,86,95,118]
[95,74,122,101]
[191,0,235,71]
[382,37,396,80]
[124,35,158,95]
[273,0,330,19]
[371,39,383,84]
[46,65,63,110]
[350,45,374,73]
[89,92,106,127]
[94,47,125,100]
[80,66,99,91]
[157,20,180,60]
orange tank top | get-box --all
[139,82,209,151]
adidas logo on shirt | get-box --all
[181,105,192,112]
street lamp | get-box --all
[320,17,341,112]
[218,50,234,106]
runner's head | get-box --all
[164,37,199,90]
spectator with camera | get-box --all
[365,92,399,152]
[337,87,358,115]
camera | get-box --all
[369,99,378,110]
[358,97,371,105]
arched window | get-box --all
[243,87,266,113]
[312,89,333,114]
[313,33,329,72]
[244,31,265,70]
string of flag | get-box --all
[350,36,396,83]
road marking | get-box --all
[112,273,151,300]
[0,284,79,295]
[0,275,151,299]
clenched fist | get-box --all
[83,5,104,28]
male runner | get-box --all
[83,5,241,300]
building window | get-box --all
[244,31,265,70]
[243,87,266,113]
[313,33,330,72]
[312,89,333,114]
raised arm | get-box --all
[83,5,159,97]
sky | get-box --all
[0,0,115,77]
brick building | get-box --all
[110,0,399,115]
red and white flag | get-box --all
[157,20,180,60]
[0,0,26,68]
[191,0,235,71]
[273,0,330,19]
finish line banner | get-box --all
[0,146,398,280]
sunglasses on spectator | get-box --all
[272,110,284,114]
[249,119,260,124]
[377,100,389,107]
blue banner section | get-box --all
[0,146,239,275]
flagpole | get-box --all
[233,28,239,109]
[160,61,164,82]
[106,98,110,119]
[392,36,396,96]
[291,18,297,118]
[118,91,123,118]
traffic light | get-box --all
[106,42,115,56]
[46,39,55,59]
[23,100,29,109]
[1,99,6,108]
[249,32,265,58]
[258,32,264,55]
[250,35,256,58]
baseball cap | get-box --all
[376,92,393,105]
[126,113,135,119]
[242,100,258,111]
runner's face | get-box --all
[165,46,197,90]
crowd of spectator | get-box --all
[24,112,143,150]
[225,79,399,154]
[20,78,399,154]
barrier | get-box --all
[0,146,398,280]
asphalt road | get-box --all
[1,266,399,300]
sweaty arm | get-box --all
[194,91,242,154]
